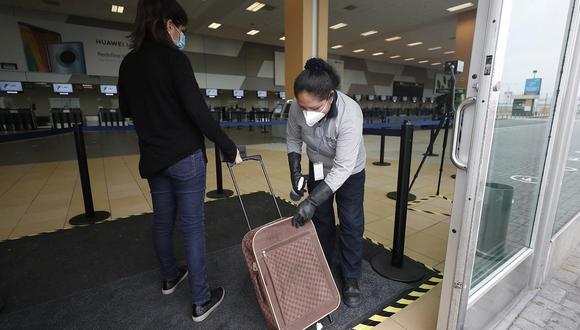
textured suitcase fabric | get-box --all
[242,227,276,329]
[242,217,341,330]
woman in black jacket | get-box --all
[118,0,241,322]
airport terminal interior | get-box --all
[1,0,580,329]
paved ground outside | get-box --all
[509,242,580,329]
[472,117,580,288]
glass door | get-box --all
[438,0,576,328]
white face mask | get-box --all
[303,100,330,127]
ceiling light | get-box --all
[353,49,365,53]
[361,30,378,37]
[246,2,266,12]
[404,57,415,61]
[444,50,456,54]
[432,62,442,66]
[418,60,429,63]
[407,42,423,47]
[208,22,221,29]
[390,55,401,59]
[331,44,343,49]
[279,36,285,40]
[330,22,348,30]
[246,30,260,35]
[385,36,402,42]
[372,52,384,56]
[447,2,475,12]
[111,4,124,13]
[82,84,93,88]
[428,46,442,51]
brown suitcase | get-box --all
[226,149,341,330]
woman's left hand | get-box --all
[291,181,333,227]
[292,199,316,227]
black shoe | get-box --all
[162,266,188,295]
[192,287,225,322]
[342,278,362,308]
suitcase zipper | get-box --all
[252,251,266,272]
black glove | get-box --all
[292,181,333,228]
[288,152,306,201]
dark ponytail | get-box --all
[294,58,340,100]
[130,0,188,50]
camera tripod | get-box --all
[408,94,455,196]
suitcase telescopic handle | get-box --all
[223,147,282,231]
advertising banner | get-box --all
[0,14,131,77]
[524,78,542,95]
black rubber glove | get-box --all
[288,152,306,200]
[292,181,334,228]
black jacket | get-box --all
[118,41,236,178]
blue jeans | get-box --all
[308,165,365,279]
[147,150,210,305]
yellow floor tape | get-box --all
[352,238,444,329]
[408,207,452,217]
[407,194,453,217]
[407,194,439,206]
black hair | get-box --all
[294,58,340,100]
[130,0,188,50]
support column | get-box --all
[454,10,477,90]
[284,0,328,99]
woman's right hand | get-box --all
[234,149,243,165]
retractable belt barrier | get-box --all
[0,125,110,225]
[363,115,432,123]
[364,121,440,169]
[218,120,287,127]
[0,117,438,133]
[0,127,73,143]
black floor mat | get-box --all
[0,192,292,314]
[0,192,437,329]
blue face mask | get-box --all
[175,30,186,50]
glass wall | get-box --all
[470,0,574,290]
[553,91,580,234]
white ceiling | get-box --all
[0,0,478,68]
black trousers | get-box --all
[308,164,365,279]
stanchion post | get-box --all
[386,123,416,201]
[206,147,234,199]
[76,124,94,217]
[372,122,425,282]
[372,133,391,166]
[392,123,413,267]
[69,124,110,225]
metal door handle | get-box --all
[451,97,477,170]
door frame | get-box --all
[530,0,580,289]
[437,0,506,326]
[437,0,580,328]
